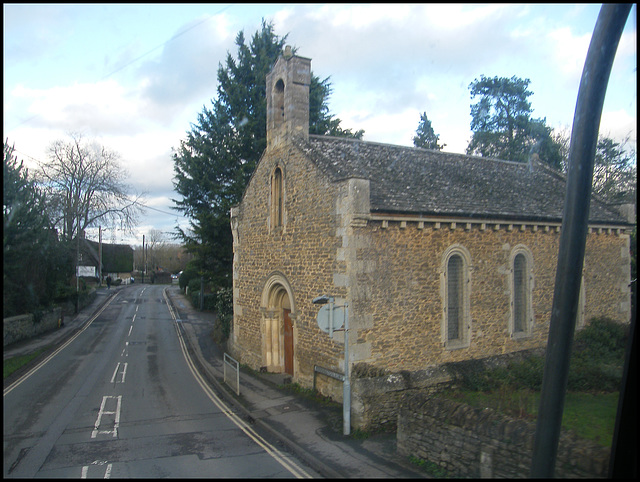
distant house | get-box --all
[229,49,633,427]
[78,237,134,284]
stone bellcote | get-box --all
[266,46,311,149]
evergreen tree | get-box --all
[466,75,563,169]
[172,20,362,288]
[526,118,564,171]
[413,111,444,150]
[3,140,70,316]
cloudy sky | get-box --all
[3,4,636,247]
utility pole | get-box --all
[76,223,80,314]
[99,226,103,286]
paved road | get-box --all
[3,284,317,478]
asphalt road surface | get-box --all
[3,284,316,478]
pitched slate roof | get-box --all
[296,135,628,225]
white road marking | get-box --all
[110,362,128,384]
[91,396,122,438]
[4,292,120,397]
[81,460,112,479]
[162,288,312,479]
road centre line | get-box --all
[110,362,128,384]
[4,292,120,397]
[162,288,313,479]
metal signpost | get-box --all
[314,295,350,435]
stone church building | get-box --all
[229,49,632,426]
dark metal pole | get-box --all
[530,4,631,478]
[608,278,636,477]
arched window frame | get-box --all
[440,244,472,350]
[270,165,285,231]
[273,78,285,128]
[509,245,534,339]
[260,271,297,374]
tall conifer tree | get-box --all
[172,20,361,287]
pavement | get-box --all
[4,284,427,478]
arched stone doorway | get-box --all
[261,273,296,375]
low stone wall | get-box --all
[3,290,97,348]
[351,364,456,431]
[397,394,610,478]
[3,308,63,347]
[350,349,544,432]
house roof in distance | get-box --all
[297,135,628,225]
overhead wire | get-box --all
[7,6,232,222]
[7,4,231,133]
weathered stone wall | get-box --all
[232,135,631,409]
[231,142,348,393]
[397,393,611,478]
[350,219,630,372]
[3,290,98,348]
[351,348,545,432]
[232,51,631,420]
[4,307,63,347]
[351,364,456,431]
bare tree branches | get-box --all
[36,132,146,241]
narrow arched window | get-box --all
[510,246,534,338]
[441,245,471,349]
[271,167,283,228]
[513,253,528,334]
[447,254,464,341]
[274,79,285,128]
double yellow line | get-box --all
[163,288,312,479]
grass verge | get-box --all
[3,348,47,379]
[442,388,619,447]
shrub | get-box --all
[574,317,627,362]
[54,284,77,303]
[568,317,627,391]
[447,359,503,392]
[179,261,199,291]
[213,287,233,341]
[503,356,544,390]
[455,317,627,394]
[187,277,202,295]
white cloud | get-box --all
[136,13,234,109]
[4,3,635,247]
[600,109,637,146]
[10,80,148,135]
[547,27,591,82]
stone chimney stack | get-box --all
[266,46,311,149]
